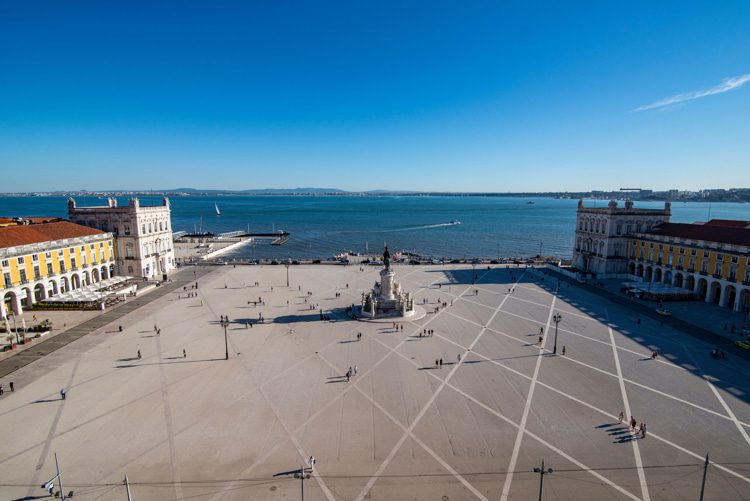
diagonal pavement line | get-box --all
[26,357,81,498]
[447,308,748,426]
[424,319,750,485]
[500,294,556,501]
[682,348,750,448]
[607,321,651,501]
[357,270,527,501]
[431,327,750,485]
[211,268,480,499]
[155,329,184,501]
[315,352,488,500]
[361,327,642,500]
[258,385,337,501]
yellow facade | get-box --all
[629,237,748,284]
[2,240,113,288]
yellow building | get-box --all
[627,219,750,312]
[1,221,115,317]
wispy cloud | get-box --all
[634,74,750,112]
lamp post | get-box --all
[220,317,229,360]
[552,313,562,355]
[285,259,291,287]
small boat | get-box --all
[656,308,671,317]
[448,221,461,225]
[526,201,535,204]
[215,203,221,216]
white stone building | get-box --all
[572,199,671,277]
[68,197,176,279]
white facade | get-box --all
[573,199,671,277]
[68,198,176,279]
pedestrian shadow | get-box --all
[114,358,225,368]
[138,330,152,333]
[31,397,63,404]
[164,356,183,360]
[10,495,51,500]
[141,334,156,338]
[116,357,139,362]
[325,376,348,383]
[338,339,359,344]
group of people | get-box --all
[420,329,434,338]
[345,365,358,381]
[619,412,647,438]
[0,382,15,395]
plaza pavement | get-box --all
[0,263,749,500]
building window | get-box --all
[648,250,653,261]
[59,260,66,273]
[47,262,54,276]
[33,266,41,280]
[82,254,87,265]
[71,258,77,269]
[729,264,737,281]
[126,244,134,258]
[32,254,39,262]
[701,260,708,273]
[128,266,133,273]
[616,224,622,235]
[17,257,24,265]
[45,251,51,258]
[3,272,11,288]
[1,259,8,267]
[19,269,27,283]
[125,225,131,235]
[731,255,738,263]
[667,255,672,266]
[678,255,684,266]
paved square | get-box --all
[1,264,749,500]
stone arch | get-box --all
[60,276,70,293]
[628,262,636,275]
[654,268,663,283]
[685,274,695,291]
[47,279,59,297]
[645,266,653,282]
[722,284,737,309]
[673,272,684,288]
[708,281,722,304]
[2,290,21,316]
[636,263,644,277]
[92,267,100,283]
[109,263,116,277]
[663,269,672,285]
[101,265,109,279]
[739,288,750,314]
[33,283,46,302]
[21,286,33,308]
[696,277,708,299]
[71,274,81,290]
[83,270,91,286]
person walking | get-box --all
[309,456,316,471]
[618,411,624,424]
[640,423,647,438]
[0,385,3,396]
[137,349,142,360]
[439,358,443,368]
[630,416,637,431]
[562,346,566,356]
[354,365,358,375]
[183,349,187,358]
[538,335,543,345]
[9,382,14,392]
[457,353,461,362]
[60,389,66,400]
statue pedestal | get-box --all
[379,269,395,300]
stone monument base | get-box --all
[355,305,427,323]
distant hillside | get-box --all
[169,187,347,194]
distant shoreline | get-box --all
[1,191,748,203]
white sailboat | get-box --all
[215,203,221,216]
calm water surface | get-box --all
[1,196,748,260]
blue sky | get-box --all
[1,1,748,192]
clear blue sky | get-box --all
[1,1,749,192]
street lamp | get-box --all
[552,313,562,354]
[285,259,291,287]
[220,317,229,360]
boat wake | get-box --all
[381,222,461,233]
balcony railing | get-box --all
[699,271,708,276]
[712,273,723,279]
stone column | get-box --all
[379,269,395,300]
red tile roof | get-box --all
[702,219,750,228]
[647,222,750,247]
[0,221,107,248]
